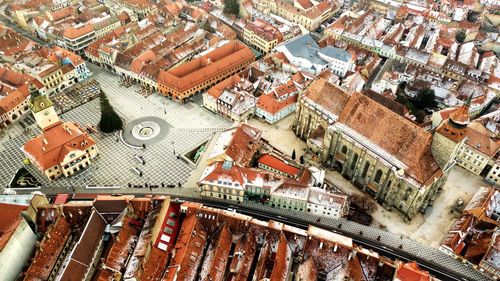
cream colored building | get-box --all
[198,161,246,202]
[243,19,283,54]
[256,0,334,31]
[486,160,500,185]
[455,122,499,176]
[23,89,99,180]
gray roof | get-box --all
[319,46,352,62]
[283,34,328,66]
[283,34,351,65]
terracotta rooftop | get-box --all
[199,224,232,281]
[200,161,246,186]
[56,209,106,280]
[302,78,350,118]
[63,24,94,40]
[0,203,27,251]
[338,92,441,185]
[258,154,300,177]
[257,93,297,115]
[395,261,430,281]
[227,229,257,281]
[23,121,96,171]
[96,214,140,278]
[0,86,29,113]
[269,233,291,281]
[222,124,262,167]
[158,41,255,93]
[245,19,283,42]
[164,213,207,281]
[206,71,246,99]
[24,216,71,281]
[362,89,406,116]
[465,122,499,156]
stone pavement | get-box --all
[325,165,486,248]
[0,64,233,191]
[247,115,306,159]
[88,64,231,129]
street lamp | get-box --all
[171,141,175,155]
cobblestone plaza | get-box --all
[0,64,232,190]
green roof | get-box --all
[30,95,54,113]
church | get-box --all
[22,85,98,180]
[294,78,467,220]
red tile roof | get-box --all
[0,87,29,112]
[258,154,300,176]
[24,216,71,281]
[163,213,207,281]
[395,261,430,281]
[200,161,246,186]
[338,92,441,185]
[302,78,350,117]
[0,203,27,251]
[223,124,262,167]
[23,121,96,171]
[158,41,255,93]
[257,93,297,115]
[63,24,94,40]
[200,224,232,281]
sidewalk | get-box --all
[325,165,483,247]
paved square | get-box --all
[0,64,232,190]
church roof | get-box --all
[338,92,441,184]
[302,78,350,118]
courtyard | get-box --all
[325,166,487,247]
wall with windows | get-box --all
[486,163,500,185]
[456,145,490,175]
[321,127,444,221]
[198,183,245,202]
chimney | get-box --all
[43,138,48,145]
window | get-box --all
[351,153,358,170]
[361,162,370,178]
[374,170,383,184]
[341,145,348,154]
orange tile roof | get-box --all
[245,19,283,42]
[396,261,430,281]
[225,124,262,166]
[0,203,27,251]
[164,214,207,281]
[206,72,244,99]
[0,87,29,112]
[63,24,94,40]
[257,93,297,115]
[200,224,232,280]
[297,0,314,9]
[50,6,75,22]
[465,122,499,156]
[269,233,291,281]
[24,216,71,281]
[258,154,300,176]
[302,78,350,117]
[158,41,254,93]
[48,46,84,66]
[23,121,96,171]
[201,161,246,185]
[338,92,441,185]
